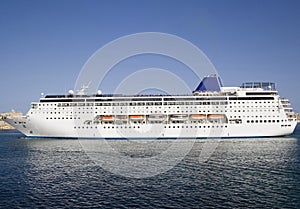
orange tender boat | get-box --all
[129,115,144,120]
[207,114,224,119]
[102,115,114,121]
[190,114,206,120]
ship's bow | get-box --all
[1,114,29,136]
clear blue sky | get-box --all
[0,0,300,113]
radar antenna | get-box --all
[77,81,92,95]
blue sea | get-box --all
[0,126,300,208]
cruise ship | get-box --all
[3,75,297,138]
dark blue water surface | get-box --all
[0,126,300,208]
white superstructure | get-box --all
[3,75,297,138]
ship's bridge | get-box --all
[240,82,276,91]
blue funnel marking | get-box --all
[195,75,223,92]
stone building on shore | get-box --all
[297,113,300,123]
[0,110,22,130]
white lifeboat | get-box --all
[115,115,128,121]
[170,114,188,121]
[148,114,166,121]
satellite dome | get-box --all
[68,90,74,95]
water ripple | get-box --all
[0,130,299,208]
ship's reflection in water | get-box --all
[0,130,299,208]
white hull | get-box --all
[4,116,297,138]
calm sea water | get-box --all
[0,127,299,208]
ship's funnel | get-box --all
[194,74,223,92]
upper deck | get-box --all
[39,76,279,103]
[240,82,276,91]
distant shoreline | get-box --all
[0,110,22,130]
